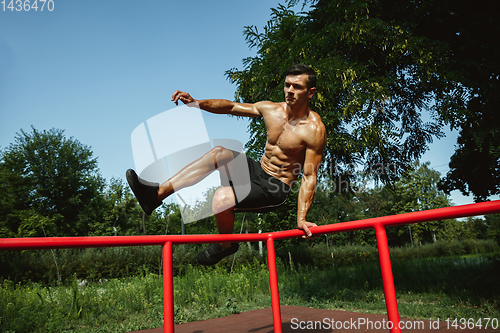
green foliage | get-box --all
[226,0,448,183]
[0,247,162,285]
[0,127,106,237]
[88,177,143,236]
[227,0,500,200]
[486,214,500,245]
[389,162,450,213]
[0,127,212,238]
[388,239,499,261]
[421,0,500,202]
[387,162,455,245]
[277,239,499,271]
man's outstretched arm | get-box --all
[171,90,270,118]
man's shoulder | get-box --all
[306,111,327,146]
[253,101,286,118]
[308,110,326,131]
[255,100,284,110]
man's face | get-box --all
[284,74,315,107]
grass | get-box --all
[1,252,499,333]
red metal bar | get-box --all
[375,225,401,333]
[273,200,500,240]
[266,236,282,333]
[163,242,174,333]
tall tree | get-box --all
[387,162,456,245]
[485,214,500,245]
[0,127,106,237]
[88,177,143,236]
[226,0,499,199]
[399,0,500,202]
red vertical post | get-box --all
[374,225,402,333]
[163,241,174,333]
[266,236,283,333]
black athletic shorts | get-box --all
[220,151,291,213]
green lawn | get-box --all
[1,254,498,333]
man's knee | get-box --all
[211,146,233,168]
[212,187,236,215]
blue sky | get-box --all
[0,0,489,207]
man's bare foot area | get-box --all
[157,184,174,201]
[220,242,232,250]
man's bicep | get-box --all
[304,132,326,177]
[231,102,263,117]
[231,101,275,118]
[303,146,323,179]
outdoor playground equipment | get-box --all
[1,200,500,333]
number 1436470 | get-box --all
[2,0,54,11]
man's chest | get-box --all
[267,121,308,154]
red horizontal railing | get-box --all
[1,200,500,333]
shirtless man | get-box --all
[126,64,326,265]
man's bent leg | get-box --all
[128,146,235,216]
[196,187,239,266]
[213,187,237,249]
[158,146,234,201]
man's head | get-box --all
[284,64,317,107]
[285,64,316,90]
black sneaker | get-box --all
[126,169,162,215]
[196,243,240,266]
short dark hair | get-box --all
[285,64,317,89]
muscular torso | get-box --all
[260,102,323,185]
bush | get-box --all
[0,239,498,285]
[0,247,165,285]
[389,239,499,261]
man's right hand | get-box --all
[171,90,195,106]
